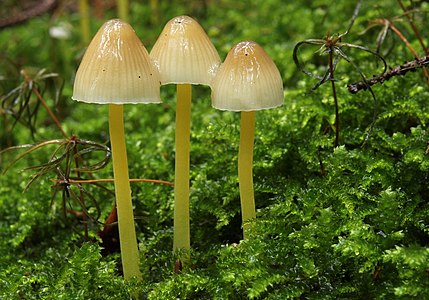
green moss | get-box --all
[1,0,429,299]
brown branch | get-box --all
[20,69,68,139]
[397,0,427,54]
[348,55,429,93]
[0,0,57,29]
[388,21,429,84]
[32,87,68,139]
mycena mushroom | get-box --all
[72,19,161,280]
[150,16,220,255]
[211,40,283,239]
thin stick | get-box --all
[328,50,340,147]
[348,55,429,93]
[388,21,429,85]
[109,104,142,280]
[72,144,88,239]
[32,87,68,139]
[238,111,256,239]
[0,0,55,29]
[173,84,192,254]
[21,70,68,139]
[397,0,427,54]
[66,178,174,186]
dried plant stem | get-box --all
[3,116,12,149]
[31,87,68,139]
[388,21,429,85]
[21,70,68,139]
[397,0,427,54]
[348,55,429,93]
[0,0,56,29]
[66,178,174,186]
[328,51,340,147]
[72,145,88,238]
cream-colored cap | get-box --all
[150,15,221,85]
[72,19,161,104]
[211,41,284,111]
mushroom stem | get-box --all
[78,0,90,44]
[117,0,129,21]
[108,104,142,280]
[238,111,256,239]
[173,83,192,254]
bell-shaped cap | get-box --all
[150,15,221,85]
[72,19,161,104]
[211,41,284,111]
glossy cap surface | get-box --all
[211,41,283,111]
[150,16,221,85]
[72,19,161,104]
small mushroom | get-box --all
[211,40,283,239]
[72,19,161,280]
[150,16,221,254]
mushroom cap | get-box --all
[72,19,161,104]
[150,15,221,86]
[211,41,284,111]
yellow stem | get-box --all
[78,0,91,45]
[108,104,142,280]
[117,0,129,22]
[238,111,256,239]
[173,84,192,254]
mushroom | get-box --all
[72,19,161,280]
[211,40,283,239]
[150,16,221,254]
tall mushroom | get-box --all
[72,19,161,280]
[150,16,220,255]
[211,40,283,239]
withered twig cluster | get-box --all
[348,55,429,94]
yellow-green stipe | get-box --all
[238,111,256,239]
[78,0,90,44]
[109,104,142,280]
[117,0,129,21]
[173,84,192,253]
